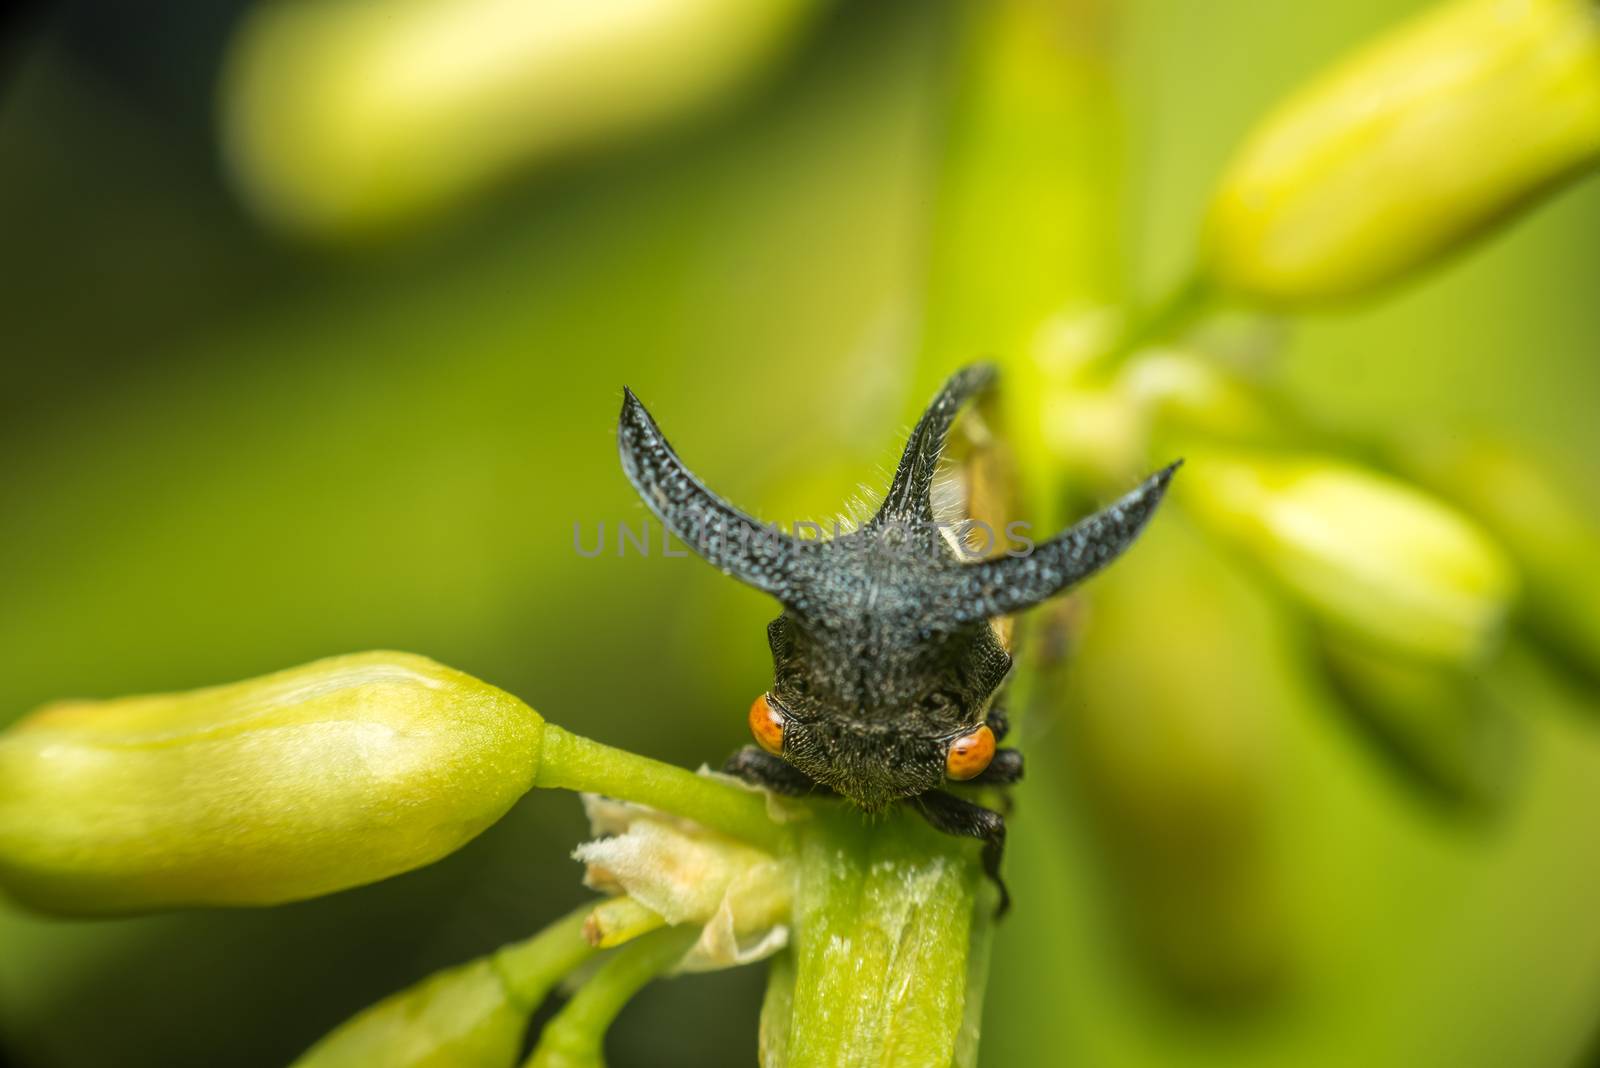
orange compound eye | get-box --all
[945,725,995,781]
[749,694,785,755]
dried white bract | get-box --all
[574,792,793,972]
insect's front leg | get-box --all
[956,702,1024,800]
[970,747,1023,786]
[722,746,832,797]
[985,703,1011,742]
[911,789,1009,917]
[969,700,1025,785]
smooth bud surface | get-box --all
[1208,0,1600,304]
[1183,451,1518,663]
[294,957,527,1068]
[0,652,544,915]
[294,904,596,1068]
[1061,518,1291,996]
[1399,433,1600,682]
[1321,637,1518,806]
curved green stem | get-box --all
[533,725,787,852]
[523,925,701,1068]
[759,950,798,1066]
[290,903,603,1068]
[494,902,605,1010]
[1090,272,1216,377]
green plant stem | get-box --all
[779,809,981,1068]
[952,885,999,1068]
[759,950,798,1065]
[752,1,1130,1062]
[289,903,604,1068]
[582,896,668,949]
[1089,272,1215,377]
[522,925,701,1068]
[533,725,787,852]
[493,902,605,1009]
[917,0,1124,526]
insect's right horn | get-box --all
[618,388,819,602]
[941,462,1181,623]
[869,363,997,528]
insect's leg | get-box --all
[971,747,1023,785]
[722,746,831,797]
[912,790,1009,917]
[984,704,1011,743]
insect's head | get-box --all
[618,364,1177,810]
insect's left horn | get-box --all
[942,462,1181,623]
[618,388,818,601]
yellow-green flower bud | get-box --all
[1398,433,1600,682]
[297,957,528,1068]
[294,904,597,1068]
[1061,517,1291,995]
[0,652,543,915]
[220,0,825,238]
[1320,637,1516,806]
[1119,348,1288,447]
[1183,451,1518,663]
[1207,0,1600,304]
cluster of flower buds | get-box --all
[1007,0,1600,997]
[6,0,1599,1043]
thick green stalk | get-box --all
[753,1,1122,1064]
[952,885,999,1068]
[780,809,981,1068]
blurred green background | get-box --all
[1,1,1598,1066]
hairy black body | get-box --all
[618,364,1176,913]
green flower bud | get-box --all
[297,957,527,1068]
[0,652,543,915]
[1119,348,1287,447]
[294,905,597,1068]
[1061,517,1291,996]
[1183,451,1518,663]
[220,0,825,238]
[1320,637,1518,807]
[1398,433,1600,683]
[1207,0,1600,304]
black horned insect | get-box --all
[617,363,1177,913]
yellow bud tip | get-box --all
[1208,0,1600,304]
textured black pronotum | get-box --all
[617,363,1178,912]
